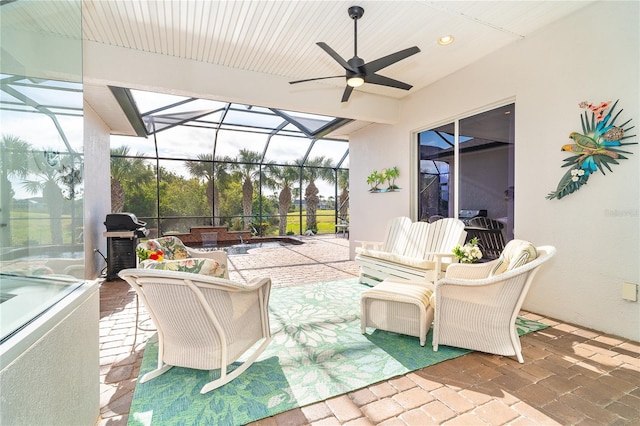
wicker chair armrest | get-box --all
[421,252,458,280]
[444,260,498,279]
[119,268,268,292]
[355,240,384,250]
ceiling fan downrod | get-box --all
[348,6,364,58]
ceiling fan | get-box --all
[289,6,420,102]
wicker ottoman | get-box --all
[360,279,435,346]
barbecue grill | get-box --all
[458,209,487,225]
[103,213,148,280]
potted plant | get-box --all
[452,237,483,263]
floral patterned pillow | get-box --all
[140,258,227,279]
[137,237,189,260]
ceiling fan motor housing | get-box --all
[347,56,364,74]
[348,6,364,20]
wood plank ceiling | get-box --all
[79,0,594,99]
[1,0,596,135]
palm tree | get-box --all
[21,149,70,244]
[231,149,263,229]
[299,156,334,233]
[110,146,150,213]
[271,165,299,235]
[185,154,232,225]
[337,169,349,221]
[0,134,32,247]
[110,146,132,213]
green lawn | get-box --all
[285,210,344,235]
[7,211,74,245]
[6,209,345,245]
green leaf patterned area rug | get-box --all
[128,278,547,426]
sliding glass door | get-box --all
[418,104,515,243]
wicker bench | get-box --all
[355,217,466,285]
[360,279,435,346]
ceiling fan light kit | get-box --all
[289,5,420,102]
[347,77,364,88]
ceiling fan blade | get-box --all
[364,73,413,90]
[341,85,354,103]
[362,46,420,74]
[317,42,357,72]
[289,75,344,85]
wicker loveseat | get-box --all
[355,216,466,285]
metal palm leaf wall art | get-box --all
[367,166,400,193]
[547,100,637,200]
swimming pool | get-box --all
[224,241,292,255]
[195,240,300,255]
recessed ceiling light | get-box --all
[438,35,454,45]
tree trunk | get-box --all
[305,180,319,232]
[338,187,349,221]
[242,177,253,229]
[111,177,125,213]
[44,179,64,244]
[207,179,220,226]
[1,176,12,247]
[278,185,292,236]
[212,181,221,226]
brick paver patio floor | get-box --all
[97,235,639,425]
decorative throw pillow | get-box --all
[137,237,190,260]
[140,258,227,279]
[137,239,158,252]
[489,239,538,277]
[153,236,189,260]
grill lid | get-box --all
[104,213,146,231]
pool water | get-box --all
[196,241,292,255]
[225,241,290,255]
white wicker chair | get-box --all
[118,268,271,393]
[432,241,556,363]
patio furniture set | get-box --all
[118,221,555,393]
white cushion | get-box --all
[489,239,538,277]
[358,250,440,270]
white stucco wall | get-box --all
[84,105,113,279]
[0,281,100,426]
[349,1,639,340]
